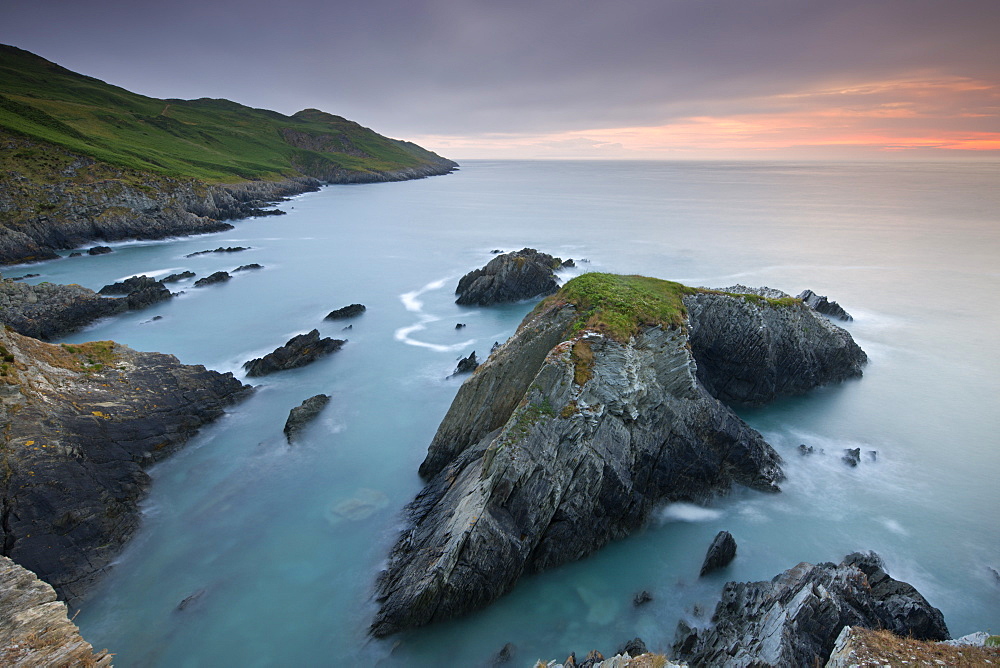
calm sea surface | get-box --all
[14,160,1000,666]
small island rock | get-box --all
[243,329,345,377]
[162,271,196,283]
[699,530,737,576]
[284,394,331,443]
[452,351,479,375]
[324,303,366,320]
[87,246,113,255]
[194,271,231,287]
[455,248,570,306]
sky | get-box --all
[3,0,999,160]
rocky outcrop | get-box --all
[99,274,172,310]
[0,278,125,340]
[372,274,868,637]
[233,264,263,272]
[324,303,366,320]
[242,329,345,377]
[0,556,112,666]
[699,530,737,576]
[185,246,250,258]
[672,552,949,668]
[797,289,853,321]
[193,271,231,287]
[455,248,572,306]
[284,394,331,443]
[452,351,479,375]
[162,271,195,283]
[535,650,683,668]
[684,286,867,407]
[0,328,252,602]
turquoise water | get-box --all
[13,160,1000,666]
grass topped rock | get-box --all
[455,248,574,306]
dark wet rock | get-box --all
[194,271,231,287]
[843,447,861,467]
[491,642,516,665]
[243,329,345,377]
[0,328,252,603]
[672,552,949,667]
[284,394,331,443]
[990,567,1000,585]
[797,289,853,321]
[562,259,576,268]
[324,303,366,320]
[233,263,263,272]
[700,530,737,576]
[633,590,653,607]
[798,444,816,455]
[455,323,466,329]
[162,271,196,283]
[68,252,82,257]
[685,286,868,407]
[616,638,648,657]
[87,246,113,255]
[0,278,126,340]
[490,249,503,254]
[176,588,207,612]
[452,351,479,375]
[99,274,172,310]
[371,275,868,637]
[0,556,112,666]
[11,273,40,281]
[867,450,878,462]
[455,248,568,306]
[185,246,250,258]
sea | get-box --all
[10,160,1000,666]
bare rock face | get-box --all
[0,328,252,602]
[673,552,949,668]
[284,394,331,443]
[0,556,112,666]
[372,274,869,637]
[699,530,737,576]
[797,289,853,321]
[455,248,571,306]
[242,329,345,377]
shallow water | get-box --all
[13,160,1000,666]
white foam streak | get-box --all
[658,502,723,523]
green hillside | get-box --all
[0,44,455,183]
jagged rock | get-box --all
[699,530,737,576]
[99,274,172,310]
[685,286,867,407]
[233,263,263,272]
[0,329,252,602]
[562,259,576,268]
[672,552,949,668]
[797,289,853,321]
[175,588,207,612]
[617,638,648,657]
[194,271,231,287]
[162,270,196,283]
[324,303,366,320]
[0,556,112,666]
[87,245,113,255]
[373,274,868,637]
[185,246,250,258]
[455,323,466,329]
[633,590,653,607]
[455,248,569,306]
[284,394,331,443]
[0,278,127,340]
[843,448,861,467]
[452,351,479,375]
[798,444,816,455]
[243,329,345,377]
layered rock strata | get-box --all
[455,248,572,306]
[372,274,867,636]
[0,328,252,602]
[0,556,112,666]
[798,289,853,321]
[672,552,949,667]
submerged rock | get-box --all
[797,289,853,321]
[0,328,252,602]
[326,488,389,524]
[455,247,570,306]
[372,274,868,637]
[324,303,366,320]
[284,394,331,443]
[633,591,653,607]
[243,329,345,377]
[699,530,737,576]
[672,552,949,667]
[0,556,112,666]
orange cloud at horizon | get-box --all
[411,75,1000,159]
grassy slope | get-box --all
[0,44,453,183]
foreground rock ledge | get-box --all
[0,328,252,602]
[371,274,867,637]
[0,556,111,666]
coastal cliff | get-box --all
[0,327,252,602]
[372,274,867,637]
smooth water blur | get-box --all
[14,160,999,666]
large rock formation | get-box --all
[371,274,867,637]
[455,248,572,306]
[242,329,345,377]
[672,552,950,667]
[0,328,252,602]
[0,278,127,340]
[0,556,112,666]
[98,274,173,310]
